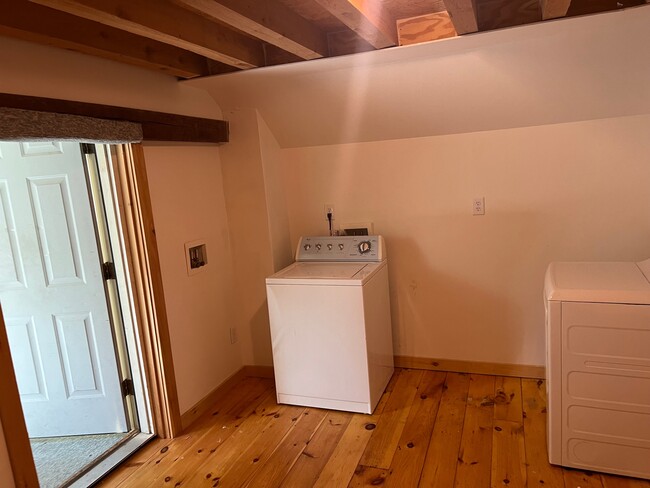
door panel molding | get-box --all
[5,316,47,401]
[0,181,26,290]
[28,174,86,286]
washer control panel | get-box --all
[296,236,385,262]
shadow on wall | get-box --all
[248,303,273,366]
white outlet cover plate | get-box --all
[472,198,485,215]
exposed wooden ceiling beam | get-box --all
[313,0,398,48]
[0,1,209,79]
[30,0,265,69]
[173,0,328,60]
[264,45,305,67]
[327,30,375,56]
[541,0,572,19]
[477,0,541,31]
[442,0,478,34]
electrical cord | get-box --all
[327,212,333,236]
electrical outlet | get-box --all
[324,204,335,221]
[229,327,238,344]
[472,197,485,215]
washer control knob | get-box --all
[316,243,322,250]
[358,241,371,254]
[338,243,344,250]
[304,244,311,250]
[327,243,333,250]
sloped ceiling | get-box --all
[187,6,650,148]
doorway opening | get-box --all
[0,141,153,487]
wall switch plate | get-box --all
[473,197,485,215]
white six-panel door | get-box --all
[0,141,127,437]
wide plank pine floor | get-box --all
[97,370,650,487]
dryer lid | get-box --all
[544,260,650,304]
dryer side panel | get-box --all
[561,302,650,479]
[545,299,563,465]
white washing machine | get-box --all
[544,258,650,479]
[266,235,394,414]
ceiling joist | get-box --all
[30,0,265,69]
[0,0,642,80]
[173,0,328,60]
[1,1,209,78]
[313,0,398,49]
[442,0,479,34]
[541,0,572,19]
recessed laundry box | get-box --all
[544,258,650,479]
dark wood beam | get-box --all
[314,0,398,48]
[174,0,328,60]
[0,1,210,79]
[476,0,541,31]
[0,93,229,144]
[31,0,265,69]
[327,30,375,57]
[442,0,479,34]
[540,0,571,19]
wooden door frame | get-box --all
[0,142,181,487]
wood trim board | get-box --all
[237,359,543,381]
[0,93,229,143]
[394,355,545,379]
[112,144,182,438]
[0,311,40,488]
[181,358,542,434]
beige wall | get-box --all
[258,113,293,272]
[0,418,14,488]
[144,145,241,413]
[281,114,650,367]
[0,37,220,119]
[218,109,278,366]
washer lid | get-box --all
[266,261,384,285]
[544,260,650,304]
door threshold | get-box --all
[68,432,154,488]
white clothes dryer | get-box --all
[266,235,394,414]
[544,258,650,479]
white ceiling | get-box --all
[187,6,650,148]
